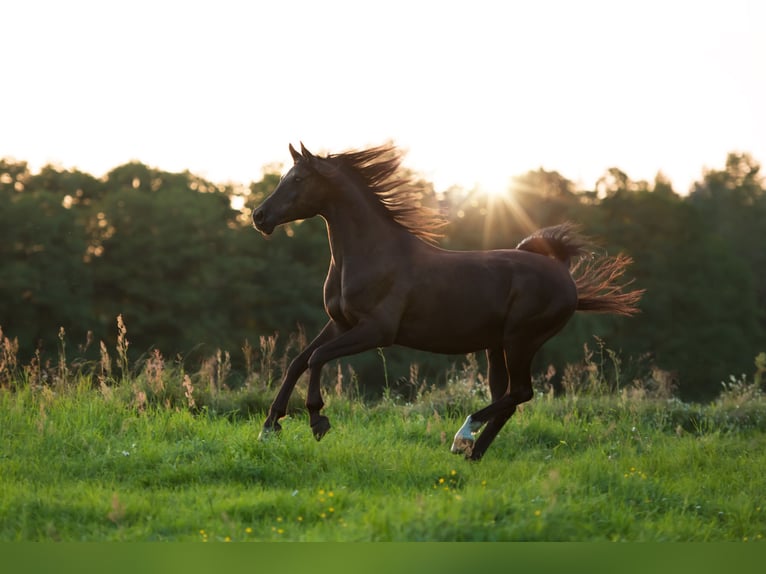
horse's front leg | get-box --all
[303,318,395,439]
[306,365,331,440]
[260,321,341,439]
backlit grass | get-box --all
[1,373,764,541]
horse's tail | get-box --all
[571,253,644,316]
[515,222,587,268]
[516,223,644,316]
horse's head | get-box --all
[253,143,335,235]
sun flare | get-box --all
[477,181,511,199]
[477,184,539,246]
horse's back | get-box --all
[417,246,576,306]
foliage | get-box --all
[1,153,765,399]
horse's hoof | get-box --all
[450,415,479,455]
[258,421,282,441]
[450,435,474,457]
[311,416,331,441]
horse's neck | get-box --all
[322,195,409,263]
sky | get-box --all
[3,0,765,195]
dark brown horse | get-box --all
[253,143,643,460]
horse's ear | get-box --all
[300,142,315,159]
[298,142,334,175]
[289,143,302,164]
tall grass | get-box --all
[0,320,764,541]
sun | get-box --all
[476,180,511,199]
[475,183,539,247]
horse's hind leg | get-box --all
[468,411,514,460]
[452,343,536,460]
[451,347,509,456]
[486,347,511,402]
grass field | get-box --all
[1,350,765,542]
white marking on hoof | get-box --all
[451,415,482,455]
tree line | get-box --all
[1,152,764,400]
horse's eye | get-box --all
[294,176,303,183]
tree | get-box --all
[690,152,766,335]
[588,184,762,398]
[87,163,240,357]
[1,153,763,400]
[0,175,93,357]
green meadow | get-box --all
[1,346,764,542]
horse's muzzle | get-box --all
[252,208,275,235]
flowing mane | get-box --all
[326,144,446,243]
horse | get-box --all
[252,142,643,460]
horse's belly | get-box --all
[394,304,505,354]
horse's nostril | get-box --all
[253,209,265,225]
